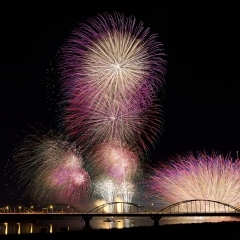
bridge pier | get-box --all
[82,215,93,229]
[150,215,162,226]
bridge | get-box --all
[1,200,240,227]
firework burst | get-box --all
[147,151,240,209]
[11,129,91,204]
[59,12,166,101]
[89,140,140,182]
[64,92,164,151]
[58,12,166,152]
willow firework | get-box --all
[147,151,240,209]
[11,129,91,204]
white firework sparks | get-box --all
[147,151,240,210]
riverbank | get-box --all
[2,221,240,239]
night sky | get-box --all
[1,3,240,206]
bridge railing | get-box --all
[40,203,83,214]
[159,199,240,214]
[0,205,35,213]
[87,202,150,214]
[2,200,240,215]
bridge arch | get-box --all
[159,199,240,214]
[40,203,83,213]
[88,202,150,214]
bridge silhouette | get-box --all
[1,200,240,227]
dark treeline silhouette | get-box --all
[1,221,240,240]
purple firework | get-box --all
[65,93,164,151]
[58,12,167,151]
[89,140,140,182]
[147,151,240,208]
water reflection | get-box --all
[4,223,8,235]
[17,223,20,234]
[30,223,33,234]
[1,216,240,235]
[0,217,148,234]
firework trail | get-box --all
[147,151,240,210]
[58,12,167,152]
[11,129,91,204]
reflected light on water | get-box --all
[49,224,53,233]
[1,216,240,235]
[17,223,20,234]
[124,218,132,228]
[29,223,33,234]
[160,216,240,225]
[4,223,8,235]
[116,219,124,228]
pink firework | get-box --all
[89,140,140,182]
[147,151,240,208]
[65,94,164,151]
[58,12,166,151]
[49,151,91,198]
[11,129,91,204]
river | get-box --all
[1,216,240,235]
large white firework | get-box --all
[59,12,167,103]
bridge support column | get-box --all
[82,215,93,229]
[150,215,161,226]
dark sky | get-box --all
[1,3,240,206]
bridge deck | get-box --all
[1,212,240,222]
